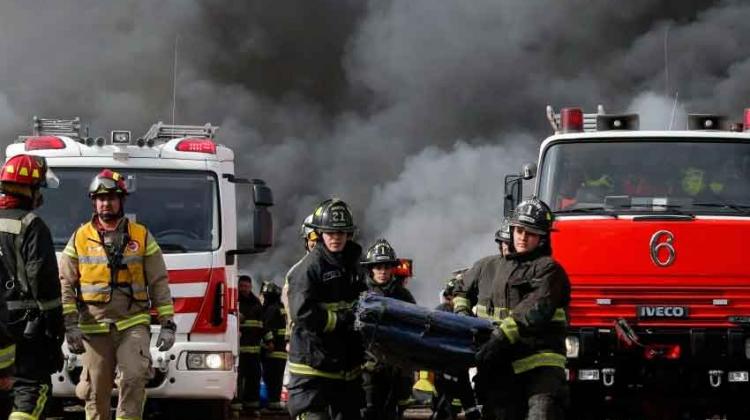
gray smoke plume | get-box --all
[0,1,749,303]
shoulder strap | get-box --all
[14,212,38,297]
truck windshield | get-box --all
[538,139,750,215]
[38,168,220,252]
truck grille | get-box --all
[570,284,750,328]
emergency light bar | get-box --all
[23,136,66,151]
[176,138,217,154]
[393,259,413,278]
[546,105,606,133]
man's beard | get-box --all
[98,211,118,221]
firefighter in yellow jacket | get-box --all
[59,169,175,420]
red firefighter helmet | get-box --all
[88,169,128,198]
[0,154,58,190]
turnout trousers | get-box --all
[238,353,261,409]
[432,370,480,420]
[287,373,364,420]
[362,369,400,420]
[75,324,152,420]
[482,366,568,420]
[261,356,286,408]
[5,334,55,420]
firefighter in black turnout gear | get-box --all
[431,276,481,420]
[0,154,64,420]
[495,217,512,256]
[361,239,415,420]
[287,198,366,420]
[261,281,287,410]
[454,198,570,420]
[237,275,264,411]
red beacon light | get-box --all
[744,109,750,132]
[560,108,584,133]
[24,136,66,151]
[176,138,216,154]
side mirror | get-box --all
[227,176,274,255]
[503,174,522,217]
[521,162,537,180]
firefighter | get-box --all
[455,198,570,420]
[494,217,512,256]
[287,198,366,419]
[237,274,264,412]
[282,214,318,344]
[432,278,481,420]
[260,280,287,411]
[59,169,175,420]
[0,155,63,420]
[361,239,415,420]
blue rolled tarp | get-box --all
[355,293,495,371]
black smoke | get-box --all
[0,0,747,302]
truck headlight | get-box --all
[565,336,580,358]
[186,352,233,370]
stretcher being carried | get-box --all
[355,293,494,371]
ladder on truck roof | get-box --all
[142,122,218,142]
[546,105,605,133]
[32,116,82,139]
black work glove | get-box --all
[475,328,510,366]
[64,313,85,355]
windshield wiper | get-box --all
[692,202,750,215]
[159,243,188,253]
[554,207,618,218]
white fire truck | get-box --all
[5,117,274,418]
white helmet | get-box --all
[300,214,316,239]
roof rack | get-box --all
[142,122,218,142]
[546,105,605,133]
[32,116,82,139]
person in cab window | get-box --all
[59,169,175,420]
[287,198,366,420]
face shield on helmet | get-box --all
[89,169,128,198]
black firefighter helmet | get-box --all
[509,197,554,235]
[260,281,281,296]
[305,198,357,233]
[362,239,400,267]
[494,217,512,244]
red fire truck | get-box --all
[504,107,750,418]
